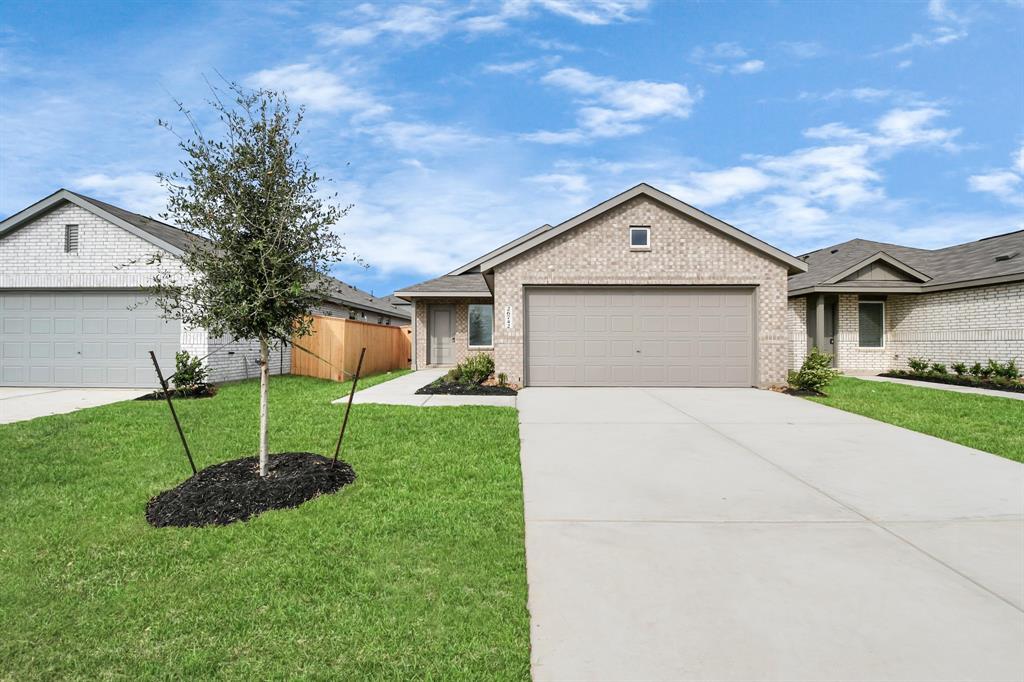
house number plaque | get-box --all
[504,305,513,330]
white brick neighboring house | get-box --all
[396,184,808,388]
[788,233,1024,374]
[0,189,409,387]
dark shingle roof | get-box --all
[319,275,411,320]
[394,272,491,297]
[790,230,1024,292]
[69,191,204,252]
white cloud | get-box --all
[74,172,167,218]
[482,55,560,75]
[731,59,764,74]
[247,64,390,120]
[534,0,649,25]
[968,145,1024,206]
[526,172,590,194]
[520,129,587,144]
[778,41,824,58]
[665,167,773,207]
[691,42,765,74]
[803,107,961,153]
[359,121,486,153]
[526,67,699,142]
[877,0,969,55]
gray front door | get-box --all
[429,304,455,365]
[526,287,754,387]
[0,290,180,387]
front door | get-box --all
[429,305,455,365]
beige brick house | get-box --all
[0,189,409,387]
[396,184,808,387]
[788,232,1024,374]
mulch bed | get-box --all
[879,372,1024,394]
[146,452,356,528]
[416,381,518,396]
[136,384,218,401]
[770,386,826,397]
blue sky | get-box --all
[2,0,1022,296]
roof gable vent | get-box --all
[994,251,1019,262]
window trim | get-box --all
[857,300,885,349]
[629,226,650,251]
[467,302,494,349]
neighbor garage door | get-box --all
[525,287,754,387]
[0,291,180,387]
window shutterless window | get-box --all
[468,303,494,347]
[629,226,650,249]
[64,225,79,253]
[858,301,885,348]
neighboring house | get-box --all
[383,294,412,322]
[396,184,807,387]
[787,231,1024,374]
[0,189,409,388]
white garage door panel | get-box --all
[526,287,754,387]
[0,291,180,387]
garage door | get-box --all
[525,287,754,387]
[0,291,180,387]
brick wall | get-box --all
[834,293,894,373]
[787,296,807,371]
[491,195,790,386]
[888,282,1024,369]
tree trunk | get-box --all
[258,337,270,477]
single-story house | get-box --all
[396,183,808,387]
[788,231,1024,374]
[0,189,409,387]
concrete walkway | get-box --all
[0,387,148,424]
[518,387,1024,681]
[339,369,518,407]
[859,374,1024,400]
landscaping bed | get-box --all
[879,371,1024,394]
[136,384,218,400]
[417,381,517,396]
[146,452,355,528]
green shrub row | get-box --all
[905,357,1020,381]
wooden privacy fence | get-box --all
[291,315,411,381]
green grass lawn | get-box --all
[808,376,1024,463]
[0,372,529,680]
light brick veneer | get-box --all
[788,282,1024,373]
[486,195,790,386]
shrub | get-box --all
[951,362,968,376]
[969,362,984,378]
[497,372,508,387]
[979,361,995,380]
[929,362,947,375]
[791,347,839,394]
[173,350,209,392]
[444,352,495,386]
[992,359,1020,381]
[907,357,930,374]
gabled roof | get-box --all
[448,224,552,276]
[1,188,408,319]
[477,183,808,274]
[789,229,1024,295]
[0,188,200,255]
[394,272,492,298]
[821,251,931,285]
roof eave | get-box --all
[393,290,494,299]
[821,251,932,285]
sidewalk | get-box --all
[335,368,518,407]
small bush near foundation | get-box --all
[951,362,968,376]
[791,347,840,394]
[907,357,930,374]
[444,352,495,386]
[930,362,947,375]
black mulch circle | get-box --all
[146,452,355,528]
[780,387,826,397]
[415,381,518,396]
[136,384,218,401]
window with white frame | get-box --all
[858,300,885,348]
[629,226,650,250]
[468,303,493,347]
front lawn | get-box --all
[0,373,529,679]
[808,376,1024,462]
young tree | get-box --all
[151,83,353,477]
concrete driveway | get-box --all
[519,387,1024,682]
[0,387,147,424]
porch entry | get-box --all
[807,294,838,366]
[429,304,455,366]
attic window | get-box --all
[629,226,650,250]
[995,251,1019,262]
[64,225,79,253]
